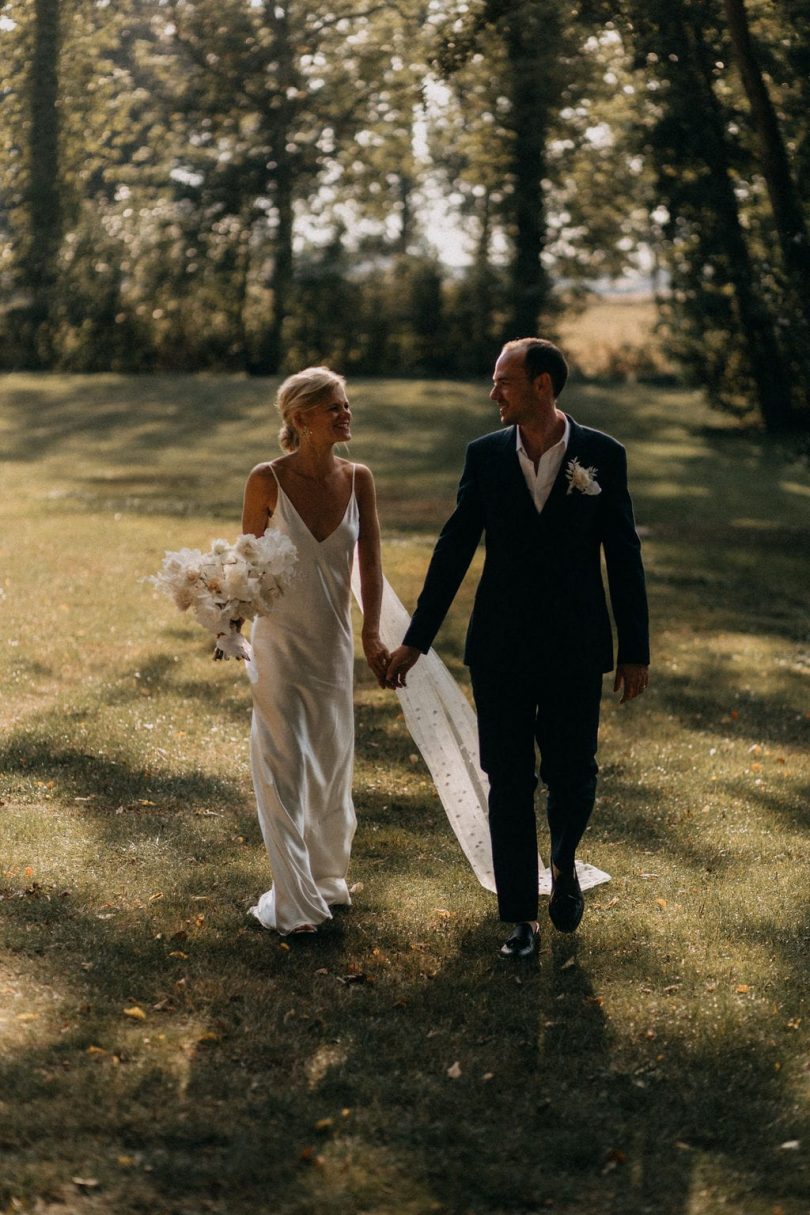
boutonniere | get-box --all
[565,457,601,496]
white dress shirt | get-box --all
[516,414,570,513]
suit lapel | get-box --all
[495,426,536,519]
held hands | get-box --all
[362,631,391,689]
[614,663,649,703]
[385,644,421,689]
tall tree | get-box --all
[433,0,574,337]
[162,0,425,372]
[611,0,801,429]
[721,0,810,322]
[14,0,62,366]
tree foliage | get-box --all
[0,0,806,428]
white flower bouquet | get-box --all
[147,531,298,661]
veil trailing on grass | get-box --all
[352,566,610,896]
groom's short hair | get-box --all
[503,338,568,398]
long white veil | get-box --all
[353,567,610,896]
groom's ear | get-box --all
[531,370,553,399]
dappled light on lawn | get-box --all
[0,375,808,1215]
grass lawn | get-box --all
[0,372,808,1215]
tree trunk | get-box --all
[265,165,294,374]
[472,191,494,364]
[251,0,296,375]
[396,171,414,255]
[722,0,810,320]
[502,3,551,338]
[681,11,795,431]
[26,0,62,367]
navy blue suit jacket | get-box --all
[403,418,650,675]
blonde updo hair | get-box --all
[275,366,347,453]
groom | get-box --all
[386,338,649,958]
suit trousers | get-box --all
[470,663,603,923]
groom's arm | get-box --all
[386,446,485,686]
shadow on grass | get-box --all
[2,879,807,1215]
[0,733,246,818]
[0,375,267,465]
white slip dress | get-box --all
[248,464,358,934]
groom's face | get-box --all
[490,350,536,428]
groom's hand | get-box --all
[614,663,649,703]
[386,645,421,689]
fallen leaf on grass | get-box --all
[337,972,368,985]
[314,1118,334,1132]
[777,1140,800,1151]
[86,1045,107,1056]
[560,957,576,970]
[197,1031,220,1044]
[72,1178,100,1189]
[349,881,364,894]
[481,1072,494,1082]
[447,1061,462,1079]
[298,1146,325,1166]
[736,984,750,994]
[148,892,163,903]
[117,1155,137,1168]
[168,951,188,959]
[16,1012,39,1023]
[655,898,668,909]
[123,1006,147,1021]
[602,1149,626,1174]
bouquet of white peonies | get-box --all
[147,531,298,661]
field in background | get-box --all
[559,296,670,380]
[0,371,808,1215]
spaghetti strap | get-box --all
[268,462,281,487]
[351,463,356,492]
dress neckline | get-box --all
[273,463,356,545]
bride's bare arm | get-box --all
[355,465,389,687]
[242,464,278,537]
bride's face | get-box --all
[298,393,352,446]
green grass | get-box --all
[0,372,808,1215]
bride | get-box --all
[241,366,389,935]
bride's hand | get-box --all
[362,632,390,688]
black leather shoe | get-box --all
[549,867,584,933]
[499,922,539,958]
